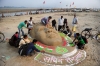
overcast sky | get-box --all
[0,0,100,8]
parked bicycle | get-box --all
[0,31,5,43]
[81,28,100,43]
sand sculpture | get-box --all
[30,23,63,46]
[29,23,86,66]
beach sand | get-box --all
[0,12,100,66]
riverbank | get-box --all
[0,12,100,66]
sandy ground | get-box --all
[0,12,100,66]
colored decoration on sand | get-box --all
[34,50,86,66]
[56,46,68,54]
[34,33,86,65]
[59,33,74,46]
[35,33,74,54]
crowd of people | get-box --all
[9,14,87,56]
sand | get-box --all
[0,12,100,66]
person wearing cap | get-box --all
[18,20,28,38]
[41,16,52,27]
[27,17,35,34]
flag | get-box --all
[72,2,74,5]
[43,1,45,4]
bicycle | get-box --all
[81,28,100,43]
[0,31,5,43]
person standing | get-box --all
[63,18,68,30]
[52,19,57,30]
[18,20,28,38]
[72,14,78,35]
[41,16,52,27]
[58,16,64,31]
[27,17,35,34]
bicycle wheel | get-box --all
[96,34,100,43]
[0,33,5,43]
[81,30,90,39]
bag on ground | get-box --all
[18,44,29,56]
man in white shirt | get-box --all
[58,16,64,31]
[27,17,35,34]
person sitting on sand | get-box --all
[73,33,85,50]
[63,26,72,37]
[58,16,64,31]
[41,16,52,27]
[18,20,28,38]
[19,34,30,48]
[9,32,19,46]
[26,39,45,56]
[27,17,35,34]
[14,32,19,41]
[52,19,57,30]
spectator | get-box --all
[72,14,78,34]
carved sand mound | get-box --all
[30,23,62,46]
[29,23,86,66]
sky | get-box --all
[0,0,100,8]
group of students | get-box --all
[17,17,35,38]
[41,15,87,50]
[9,17,46,56]
[41,16,72,37]
[9,15,87,56]
[17,15,75,38]
[9,33,44,56]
